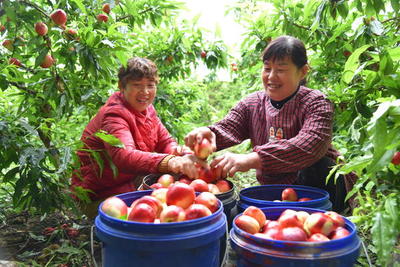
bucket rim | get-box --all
[239,184,330,204]
[98,190,224,227]
[231,206,358,247]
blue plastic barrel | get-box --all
[237,184,332,212]
[230,207,360,267]
[95,190,227,267]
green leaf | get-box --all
[336,1,349,18]
[388,47,400,62]
[365,0,375,16]
[379,52,394,75]
[94,130,125,148]
[34,47,50,68]
[391,0,400,12]
[70,0,87,14]
[342,44,371,84]
[372,0,385,13]
[310,1,327,32]
[3,166,20,183]
[326,23,350,45]
[88,150,104,177]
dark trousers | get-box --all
[296,156,347,213]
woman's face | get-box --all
[261,57,308,101]
[120,78,157,112]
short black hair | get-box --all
[118,57,159,88]
[261,36,307,69]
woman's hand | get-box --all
[168,154,203,179]
[184,127,217,153]
[210,152,262,178]
[170,145,193,156]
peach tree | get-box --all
[0,0,227,212]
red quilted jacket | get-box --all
[71,91,176,200]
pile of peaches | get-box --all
[102,182,220,223]
[235,206,350,242]
[277,187,312,202]
[150,173,231,195]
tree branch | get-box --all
[9,81,37,95]
[117,7,154,21]
[19,0,50,19]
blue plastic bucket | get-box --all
[237,184,332,212]
[95,190,227,267]
[142,174,237,228]
[230,207,361,267]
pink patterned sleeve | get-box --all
[209,100,250,150]
[254,96,334,174]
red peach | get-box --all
[208,183,221,194]
[2,40,13,51]
[151,188,168,203]
[35,22,48,36]
[263,227,281,240]
[51,9,67,26]
[296,211,310,225]
[9,58,22,67]
[166,182,196,209]
[215,180,231,193]
[277,227,308,241]
[325,211,345,228]
[281,188,298,201]
[101,196,128,220]
[194,138,213,159]
[130,195,163,218]
[185,204,212,220]
[235,215,260,234]
[197,164,217,183]
[40,54,55,68]
[304,212,335,236]
[308,233,330,242]
[329,226,350,240]
[243,206,266,228]
[194,192,219,213]
[298,197,312,202]
[262,220,279,232]
[159,205,185,223]
[102,3,111,14]
[97,13,109,23]
[190,179,209,192]
[392,152,400,165]
[157,174,175,187]
[128,203,156,222]
[278,212,303,229]
[178,177,192,185]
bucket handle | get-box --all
[91,225,99,267]
[361,239,372,267]
[220,222,229,267]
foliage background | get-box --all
[0,0,399,266]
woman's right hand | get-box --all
[168,154,203,179]
[184,127,217,153]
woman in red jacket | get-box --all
[71,57,198,217]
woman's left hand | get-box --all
[171,145,193,156]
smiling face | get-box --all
[262,57,308,101]
[119,78,157,112]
